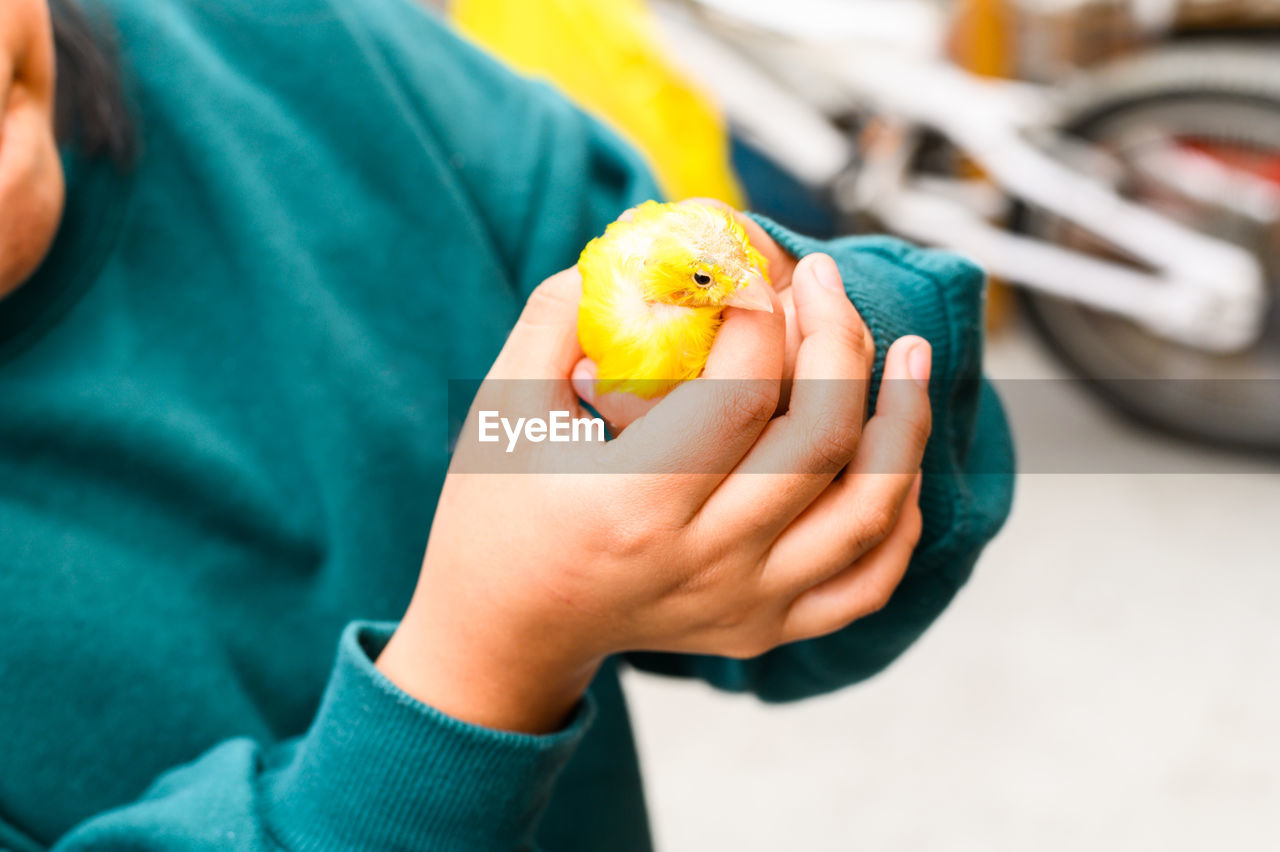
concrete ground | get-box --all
[622,319,1280,851]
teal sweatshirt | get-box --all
[0,0,1014,849]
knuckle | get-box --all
[669,560,724,599]
[909,411,933,450]
[888,410,932,455]
[597,516,658,557]
[719,382,777,432]
[735,383,779,423]
[857,504,897,549]
[807,420,857,473]
[833,318,871,359]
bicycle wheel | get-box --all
[1016,42,1280,452]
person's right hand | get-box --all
[377,253,932,734]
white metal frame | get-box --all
[654,0,1269,352]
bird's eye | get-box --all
[693,271,713,288]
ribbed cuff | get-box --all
[747,213,987,378]
[261,621,595,852]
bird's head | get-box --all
[638,203,772,313]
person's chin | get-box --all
[0,93,65,301]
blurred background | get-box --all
[441,0,1280,847]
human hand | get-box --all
[377,253,931,735]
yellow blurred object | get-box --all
[949,0,1014,78]
[452,0,744,207]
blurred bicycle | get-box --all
[653,0,1280,451]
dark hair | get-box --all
[50,0,134,166]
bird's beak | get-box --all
[724,273,773,313]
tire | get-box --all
[1014,42,1280,453]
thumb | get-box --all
[488,267,585,382]
[474,267,586,428]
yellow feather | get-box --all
[578,201,770,399]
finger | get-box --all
[778,287,799,413]
[761,335,932,592]
[475,268,587,430]
[700,254,873,537]
[571,358,662,433]
[604,282,785,509]
[778,473,923,643]
[488,267,584,382]
[700,281,786,382]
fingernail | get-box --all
[810,253,845,294]
[908,341,932,386]
[572,361,596,402]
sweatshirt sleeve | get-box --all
[52,622,594,852]
[625,223,1016,701]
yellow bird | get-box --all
[578,201,772,399]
